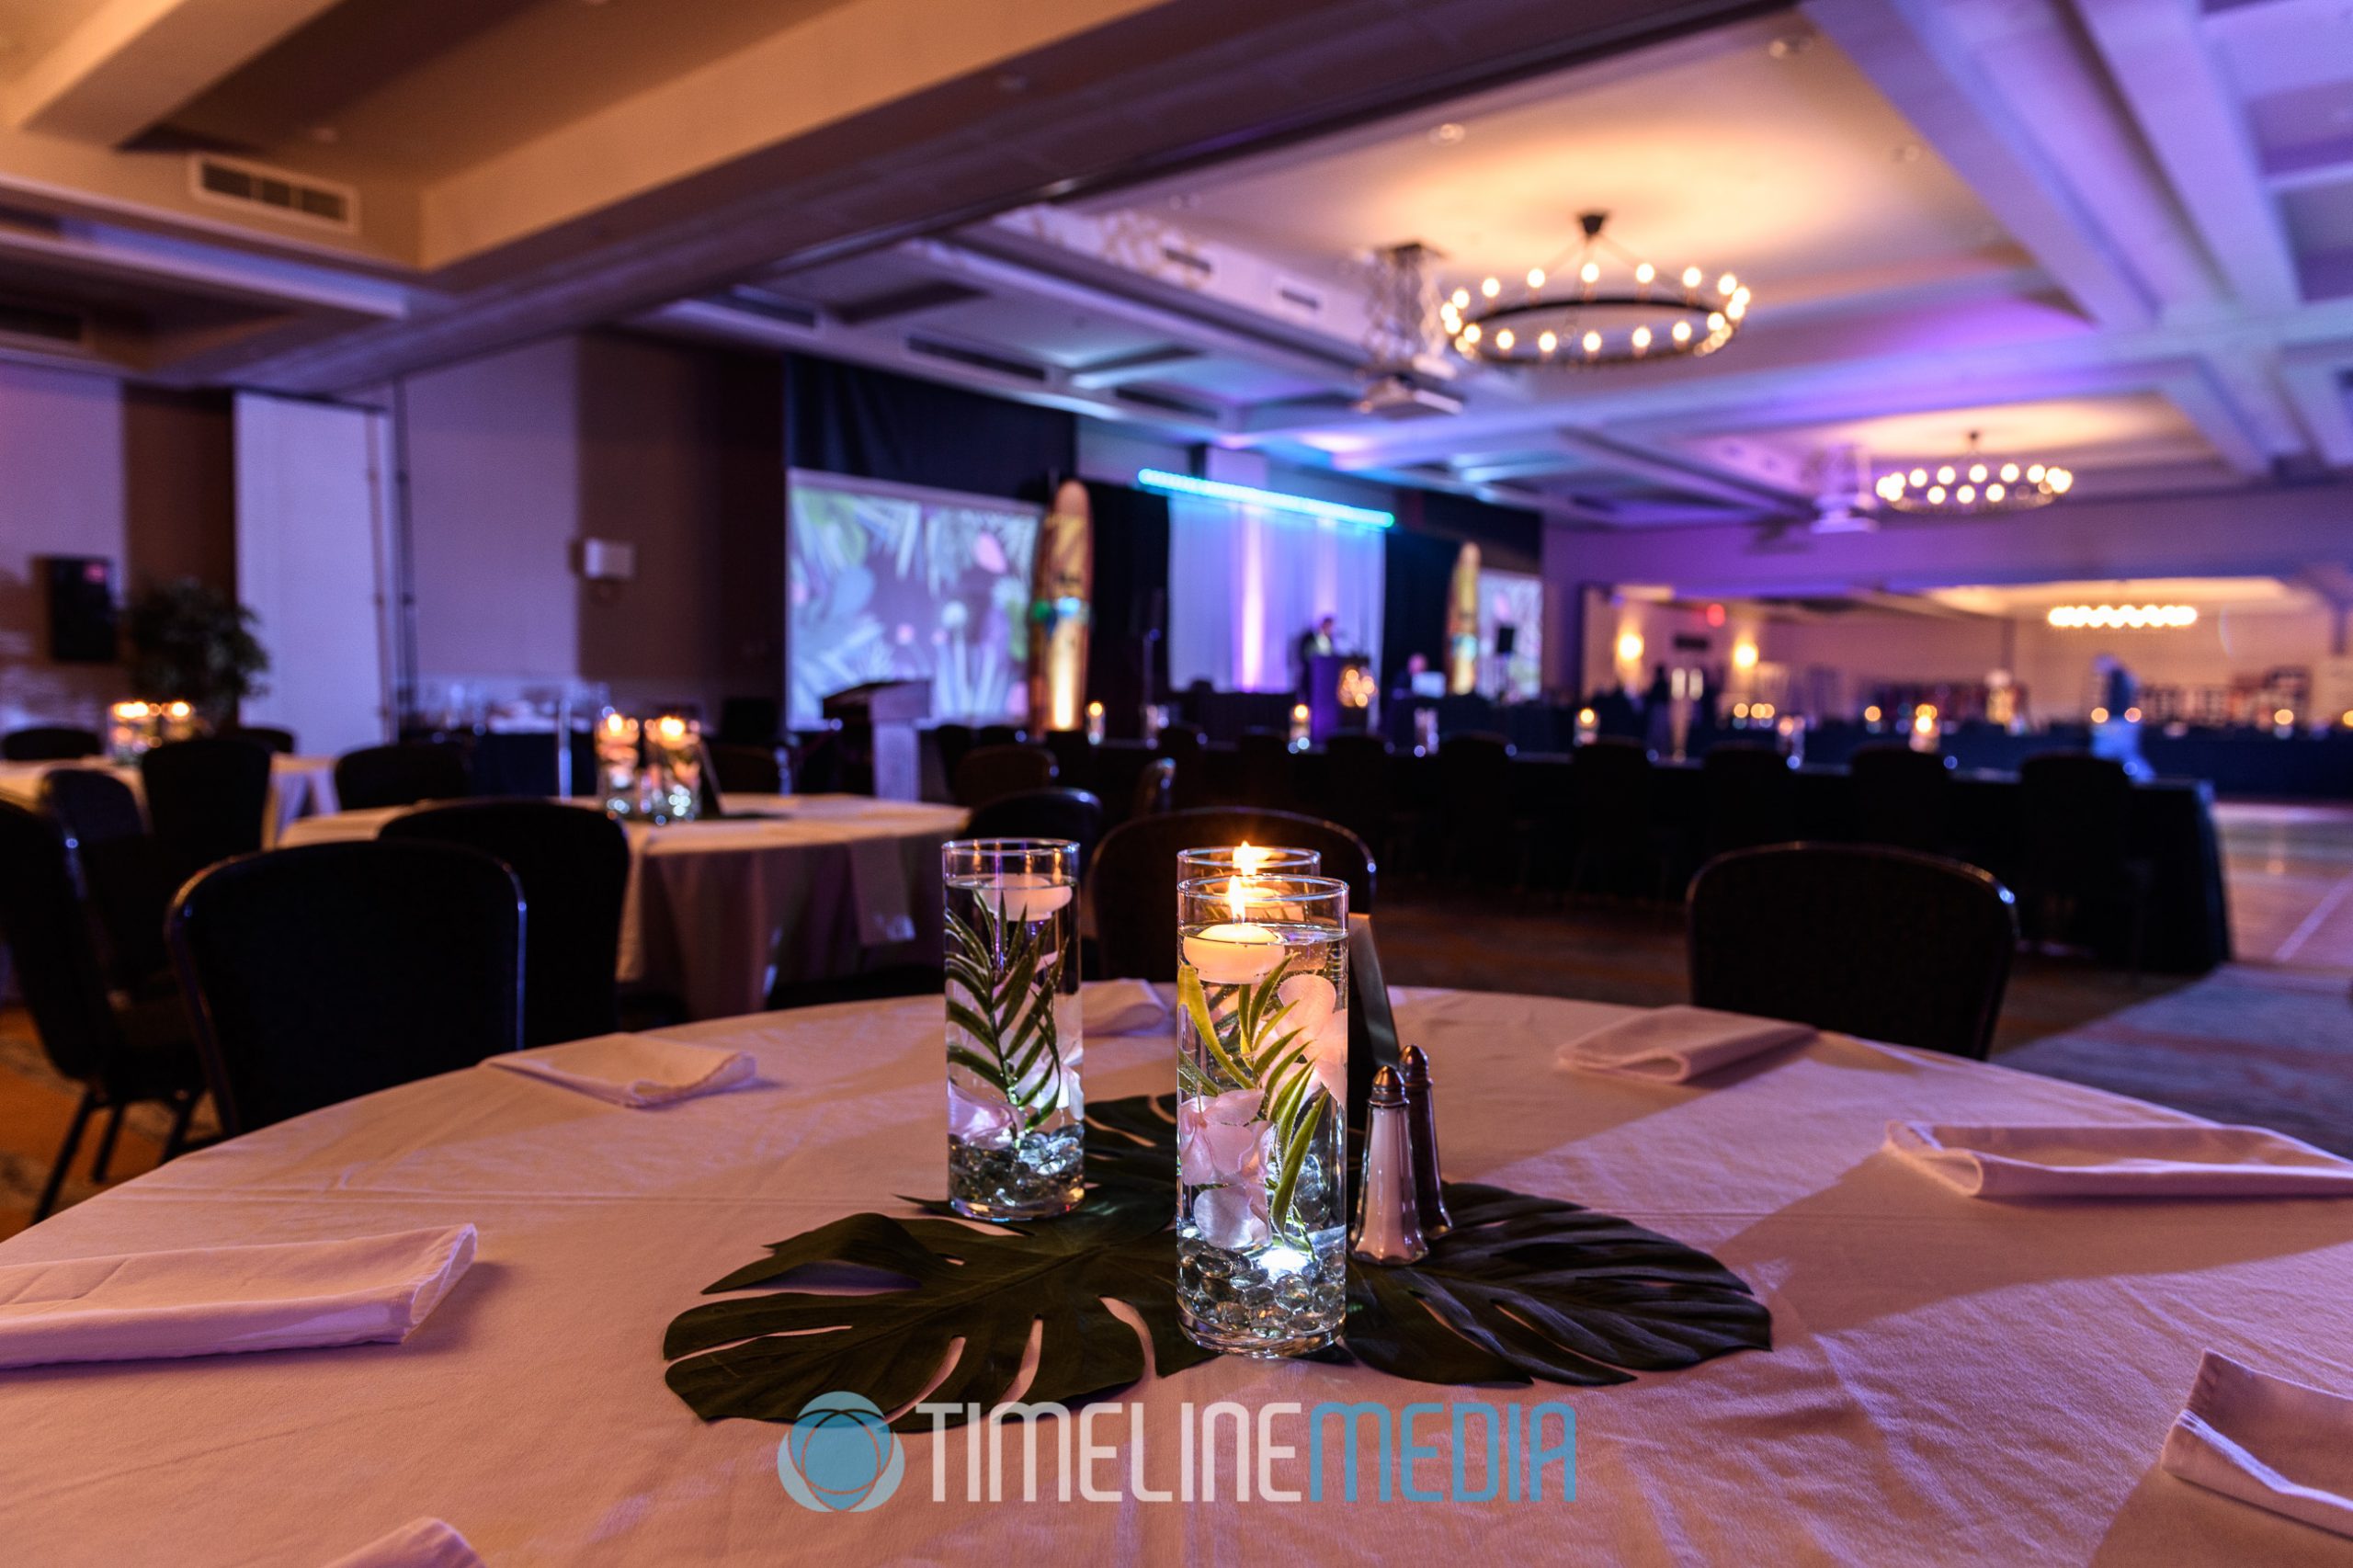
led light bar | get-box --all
[1135,468,1393,529]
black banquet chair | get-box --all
[2015,751,2154,977]
[41,767,176,992]
[335,740,472,811]
[952,744,1057,809]
[706,741,785,796]
[1688,842,2018,1060]
[0,801,204,1220]
[168,841,524,1134]
[1234,728,1296,811]
[1437,732,1516,880]
[2,724,103,761]
[1568,737,1673,900]
[1130,756,1176,819]
[1849,743,1953,854]
[381,800,629,1049]
[217,724,297,756]
[1701,742,1798,858]
[141,735,272,880]
[966,788,1105,880]
[1089,806,1375,983]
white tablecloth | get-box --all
[3,989,2347,1565]
[279,794,968,1018]
[0,754,339,847]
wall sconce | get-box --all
[574,539,636,604]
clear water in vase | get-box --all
[943,868,1084,1221]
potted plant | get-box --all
[123,579,268,725]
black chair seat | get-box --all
[0,800,204,1220]
[1088,807,1375,983]
[3,725,102,761]
[380,799,628,1049]
[1688,842,2018,1060]
[169,840,525,1134]
[335,741,472,811]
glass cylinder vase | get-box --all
[1175,872,1349,1357]
[943,838,1084,1221]
[1176,845,1319,883]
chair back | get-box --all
[335,741,472,811]
[1570,736,1654,847]
[0,800,121,1082]
[1155,723,1209,810]
[2018,751,2133,894]
[1089,807,1376,982]
[974,724,1025,749]
[168,841,524,1133]
[381,800,626,1048]
[1688,843,2016,1060]
[1438,732,1511,811]
[1040,729,1093,784]
[1234,728,1295,810]
[1702,742,1797,857]
[952,744,1056,809]
[707,742,783,796]
[2,725,102,761]
[218,725,296,756]
[965,788,1105,880]
[1849,743,1950,851]
[1321,733,1393,846]
[141,736,271,878]
[41,767,174,989]
[716,697,780,745]
[1130,756,1176,818]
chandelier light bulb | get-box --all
[1957,484,1975,504]
[1631,325,1652,350]
[2027,463,2045,482]
[1635,262,1655,284]
[1718,273,1738,295]
[1481,277,1501,298]
[1527,268,1546,288]
[1708,312,1726,331]
[1682,266,1703,288]
[1726,296,1746,321]
[1538,330,1558,353]
[1936,465,1956,484]
[1461,323,1480,344]
[2050,469,2073,493]
[1451,288,1471,308]
[1672,320,1692,343]
[2000,462,2019,483]
[1927,485,1946,504]
[1579,261,1601,285]
[1968,463,1987,483]
[1986,483,2005,502]
[1582,330,1601,354]
[1494,328,1515,350]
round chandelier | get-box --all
[1874,432,2073,516]
[1439,210,1749,369]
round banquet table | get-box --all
[5,988,2351,1566]
[278,793,969,1019]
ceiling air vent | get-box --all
[188,155,358,232]
[0,298,88,347]
[904,335,1050,382]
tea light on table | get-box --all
[1182,864,1285,984]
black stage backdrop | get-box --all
[785,355,1075,497]
[1381,529,1457,695]
[1083,481,1171,738]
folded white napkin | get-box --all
[487,1033,754,1107]
[1555,1005,1813,1083]
[1083,979,1168,1036]
[1883,1120,2353,1199]
[2163,1352,2353,1540]
[323,1518,485,1568]
[0,1225,477,1369]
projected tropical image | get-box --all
[787,473,1040,726]
[1480,569,1544,701]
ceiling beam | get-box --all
[1552,429,1814,515]
[8,0,346,146]
[2277,343,2353,468]
[2073,0,2302,312]
[1802,0,2159,327]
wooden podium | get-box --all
[821,680,929,799]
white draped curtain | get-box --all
[1165,495,1385,692]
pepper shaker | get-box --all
[1400,1044,1452,1238]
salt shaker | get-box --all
[1400,1044,1452,1238]
[1350,1065,1427,1265]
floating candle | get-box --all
[1181,866,1284,983]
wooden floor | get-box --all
[5,801,2348,1239]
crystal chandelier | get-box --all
[1440,210,1748,368]
[1875,432,2073,516]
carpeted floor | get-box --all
[4,801,2347,1239]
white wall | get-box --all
[234,393,394,756]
